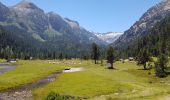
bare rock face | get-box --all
[12,1,49,36]
[13,0,43,12]
[114,0,170,47]
[0,2,11,21]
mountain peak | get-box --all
[162,0,170,3]
[161,0,170,10]
[0,1,8,8]
[13,0,43,12]
[64,18,80,28]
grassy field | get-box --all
[0,59,5,63]
[0,60,170,100]
[33,60,170,100]
[0,60,67,91]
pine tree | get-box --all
[107,46,115,69]
[158,54,168,71]
[155,54,168,78]
[4,46,14,60]
[137,48,151,70]
[91,43,100,64]
[0,48,4,58]
[58,53,63,60]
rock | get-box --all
[113,0,170,47]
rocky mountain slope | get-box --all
[94,32,123,44]
[0,1,107,58]
[113,0,170,47]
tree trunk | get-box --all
[144,63,147,70]
[95,60,97,64]
[109,63,114,69]
[111,63,113,69]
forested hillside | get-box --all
[113,0,170,48]
[0,1,107,59]
[118,14,170,58]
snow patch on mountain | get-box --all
[94,32,123,44]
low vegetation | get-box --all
[0,60,66,91]
[31,60,170,100]
[46,92,81,100]
[0,59,5,63]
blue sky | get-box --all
[1,0,161,33]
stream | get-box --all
[0,70,62,100]
[0,67,82,100]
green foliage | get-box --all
[155,54,169,78]
[137,48,151,70]
[46,92,80,100]
[32,33,45,42]
[107,46,115,69]
[118,14,170,58]
[0,46,14,60]
[91,43,100,64]
[155,63,167,78]
[0,25,96,60]
[0,59,5,63]
[46,92,65,100]
[44,27,62,38]
[157,54,169,71]
[0,60,65,91]
[34,60,170,100]
[58,53,63,60]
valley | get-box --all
[0,60,170,100]
[0,0,170,100]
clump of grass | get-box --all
[0,59,5,63]
[46,92,81,100]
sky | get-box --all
[1,0,161,33]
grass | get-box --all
[0,60,67,91]
[33,60,170,100]
[0,59,5,63]
[1,60,170,100]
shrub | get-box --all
[155,63,167,78]
[45,92,81,100]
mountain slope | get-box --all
[113,0,170,47]
[94,32,123,44]
[0,1,106,58]
[0,2,11,22]
[121,13,170,57]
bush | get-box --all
[155,63,167,78]
[45,92,81,100]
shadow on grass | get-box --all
[137,69,150,70]
[106,68,119,70]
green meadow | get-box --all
[33,60,170,100]
[0,60,170,100]
[0,60,65,91]
[0,59,5,63]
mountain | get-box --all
[94,32,123,44]
[113,0,170,47]
[120,13,170,58]
[0,1,106,58]
[0,2,11,22]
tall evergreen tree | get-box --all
[137,48,151,70]
[3,46,14,60]
[91,43,100,64]
[58,53,63,60]
[107,46,115,69]
[157,54,168,72]
[155,54,168,78]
